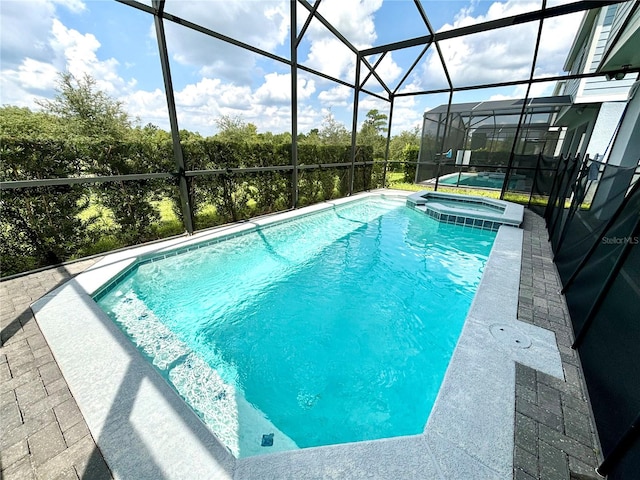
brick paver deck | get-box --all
[1,259,113,480]
[513,210,603,480]
[1,209,603,479]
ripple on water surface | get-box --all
[97,197,496,457]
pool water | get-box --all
[96,197,496,457]
[439,172,519,189]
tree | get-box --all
[319,111,350,145]
[298,128,319,145]
[358,109,388,160]
[38,72,162,244]
[388,126,420,171]
[362,109,388,134]
[0,106,64,139]
[0,135,93,272]
[37,72,130,139]
[214,114,258,143]
[258,131,292,144]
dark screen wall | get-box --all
[545,157,640,480]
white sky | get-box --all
[0,0,585,136]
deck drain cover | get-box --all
[489,324,531,349]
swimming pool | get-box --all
[437,172,526,189]
[33,189,566,478]
[94,197,495,458]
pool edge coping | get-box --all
[31,189,564,480]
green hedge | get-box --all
[1,137,373,277]
[402,145,420,183]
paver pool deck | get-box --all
[0,207,602,479]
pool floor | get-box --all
[95,198,495,457]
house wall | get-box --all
[577,5,634,103]
[590,81,640,218]
[606,0,635,53]
[584,101,627,157]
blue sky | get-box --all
[0,0,584,136]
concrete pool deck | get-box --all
[0,197,603,479]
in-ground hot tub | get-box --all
[406,190,524,230]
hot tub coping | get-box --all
[407,190,524,228]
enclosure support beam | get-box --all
[298,0,391,97]
[118,0,382,101]
[527,152,544,208]
[290,0,299,208]
[416,0,454,191]
[382,97,395,188]
[361,0,627,56]
[548,154,580,243]
[360,52,388,90]
[414,0,452,92]
[295,0,319,49]
[349,56,362,195]
[500,0,546,200]
[434,91,454,192]
[152,0,194,234]
[394,66,640,98]
[414,113,427,184]
[392,43,430,95]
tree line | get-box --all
[0,73,419,277]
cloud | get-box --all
[535,12,584,76]
[53,0,85,13]
[488,81,558,101]
[358,96,388,117]
[12,58,59,91]
[309,0,382,47]
[2,0,581,138]
[129,73,318,135]
[303,37,356,81]
[49,19,126,95]
[317,85,352,108]
[300,0,402,85]
[0,3,128,109]
[254,73,316,106]
[1,0,57,68]
[160,1,289,85]
[123,88,169,127]
[390,96,423,133]
[361,53,403,92]
[417,0,580,90]
[354,94,421,133]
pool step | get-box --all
[106,291,298,458]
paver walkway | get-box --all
[1,259,113,480]
[513,210,603,480]
[1,209,603,479]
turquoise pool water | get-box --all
[96,197,496,457]
[439,172,519,189]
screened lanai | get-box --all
[3,0,639,237]
[1,0,640,479]
[414,95,572,187]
